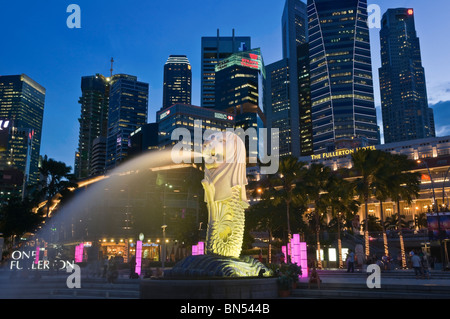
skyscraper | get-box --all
[0,74,45,190]
[214,49,266,163]
[307,0,379,153]
[75,74,111,179]
[265,59,292,157]
[105,74,149,171]
[201,29,251,108]
[264,0,309,158]
[379,8,435,143]
[162,55,192,110]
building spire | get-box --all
[110,57,114,77]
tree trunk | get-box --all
[365,197,370,258]
[315,205,322,269]
[286,199,291,264]
[337,217,343,269]
[380,200,389,257]
[397,200,407,268]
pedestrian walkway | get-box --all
[291,269,450,299]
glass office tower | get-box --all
[201,29,251,108]
[105,74,149,171]
[265,0,309,158]
[379,8,435,143]
[0,74,45,188]
[215,49,266,163]
[75,74,111,179]
[162,55,192,110]
[307,0,379,153]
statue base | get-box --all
[164,254,273,278]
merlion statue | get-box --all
[201,131,249,258]
[165,131,272,278]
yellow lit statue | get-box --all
[201,131,249,258]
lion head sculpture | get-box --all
[202,130,248,203]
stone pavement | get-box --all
[290,269,450,299]
[1,266,450,299]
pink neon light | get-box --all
[249,53,258,60]
[282,235,308,278]
[35,246,40,264]
[135,241,143,276]
[75,243,84,263]
[198,242,204,255]
[192,242,205,256]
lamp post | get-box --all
[418,159,445,268]
[161,225,167,271]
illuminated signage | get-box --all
[0,120,10,131]
[311,145,376,160]
[214,113,234,121]
[160,109,171,120]
[215,49,263,73]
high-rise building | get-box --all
[297,43,313,156]
[162,55,192,110]
[75,74,111,180]
[156,104,234,149]
[0,74,45,189]
[105,74,149,171]
[215,48,266,163]
[379,8,435,143]
[265,59,292,157]
[0,121,33,201]
[307,0,379,153]
[201,29,251,108]
[264,0,309,158]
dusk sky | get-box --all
[1,0,449,170]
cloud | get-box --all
[430,101,450,137]
[427,82,450,105]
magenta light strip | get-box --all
[75,243,84,263]
[198,242,204,255]
[135,240,143,276]
[35,246,40,264]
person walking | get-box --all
[347,249,355,273]
[411,250,423,279]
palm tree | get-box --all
[387,154,421,268]
[351,149,385,259]
[372,151,394,257]
[304,163,332,269]
[266,156,307,263]
[38,155,75,218]
[326,176,359,268]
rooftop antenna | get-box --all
[110,57,114,77]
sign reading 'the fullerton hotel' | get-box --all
[311,145,377,161]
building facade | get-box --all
[307,0,380,154]
[156,104,234,149]
[0,74,45,190]
[379,8,435,144]
[105,74,149,171]
[264,0,310,158]
[214,48,266,163]
[75,74,111,180]
[201,29,251,108]
[162,55,192,110]
[298,135,450,229]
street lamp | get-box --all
[418,159,445,268]
[161,225,167,270]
